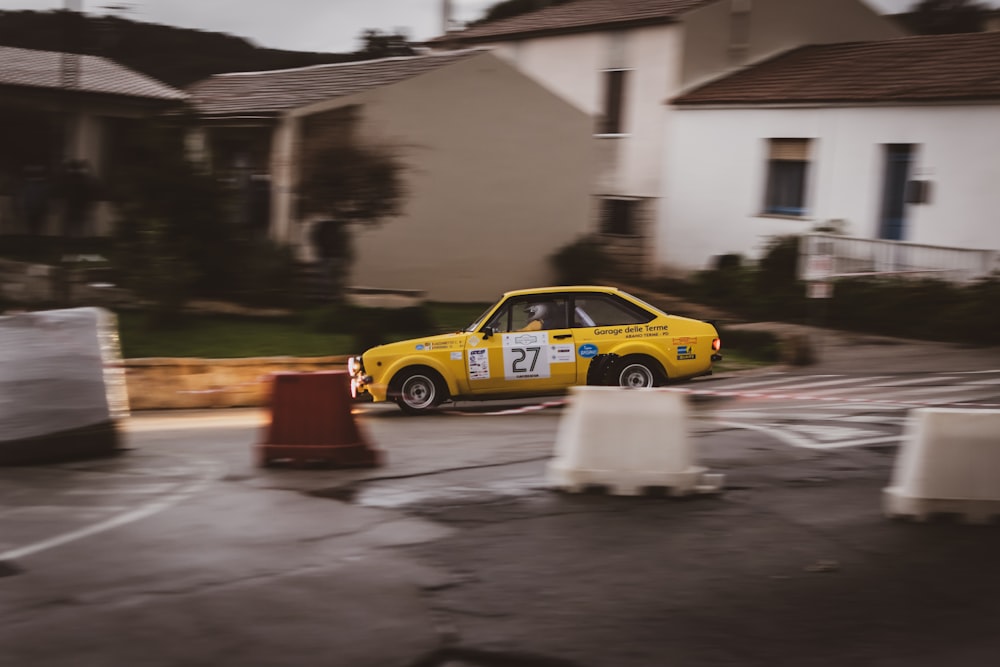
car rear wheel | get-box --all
[614,356,663,388]
[393,368,446,414]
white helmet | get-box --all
[524,303,548,320]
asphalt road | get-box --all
[3,334,1000,667]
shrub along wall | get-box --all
[647,235,1000,346]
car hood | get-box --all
[364,331,466,358]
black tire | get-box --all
[612,355,665,388]
[586,353,619,385]
[391,368,446,414]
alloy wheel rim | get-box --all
[402,375,435,409]
[620,364,653,388]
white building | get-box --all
[433,0,903,277]
[666,31,1000,270]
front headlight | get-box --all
[348,356,359,375]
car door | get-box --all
[466,295,577,395]
[569,292,659,381]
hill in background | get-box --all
[0,9,364,88]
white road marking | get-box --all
[0,459,223,562]
[888,383,993,398]
[784,424,883,442]
[0,505,128,519]
[714,420,823,450]
[783,377,891,396]
[809,435,904,450]
[61,484,181,495]
[759,376,871,391]
[871,376,960,387]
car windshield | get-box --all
[464,300,501,332]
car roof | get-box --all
[501,285,623,298]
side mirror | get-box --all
[482,326,494,340]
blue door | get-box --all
[878,144,913,241]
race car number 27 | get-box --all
[511,346,540,373]
[501,332,551,380]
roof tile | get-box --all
[674,32,1000,105]
[433,0,714,43]
[186,49,485,117]
[0,45,187,101]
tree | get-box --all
[905,0,989,34]
[468,0,575,26]
[110,118,229,322]
[357,29,415,58]
[298,142,406,300]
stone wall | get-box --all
[123,356,350,410]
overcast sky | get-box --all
[0,0,992,53]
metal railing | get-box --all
[799,233,999,284]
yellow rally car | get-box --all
[348,286,721,414]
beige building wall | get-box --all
[292,52,595,302]
[679,0,906,90]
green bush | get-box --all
[305,303,433,337]
[717,328,782,363]
[550,236,613,285]
[230,239,299,308]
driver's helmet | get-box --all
[524,302,548,321]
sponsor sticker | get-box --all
[451,351,463,361]
[468,348,490,380]
[578,343,598,358]
[550,344,574,363]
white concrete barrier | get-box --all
[546,386,724,496]
[0,307,129,464]
[884,408,1000,524]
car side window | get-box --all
[573,294,653,327]
[488,297,570,332]
[484,304,512,333]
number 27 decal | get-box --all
[511,346,540,373]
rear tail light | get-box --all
[712,338,721,352]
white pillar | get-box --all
[269,115,299,245]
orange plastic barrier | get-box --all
[256,371,383,468]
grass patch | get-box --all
[115,302,493,359]
[116,312,354,358]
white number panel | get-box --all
[501,332,551,380]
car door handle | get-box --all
[553,334,572,339]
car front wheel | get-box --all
[615,356,662,388]
[393,369,446,414]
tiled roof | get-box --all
[431,0,714,44]
[187,50,486,117]
[0,45,187,101]
[674,32,1000,106]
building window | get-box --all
[598,69,628,135]
[763,138,811,216]
[729,0,752,62]
[600,197,638,235]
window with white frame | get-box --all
[599,197,638,235]
[598,69,629,135]
[763,138,811,216]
